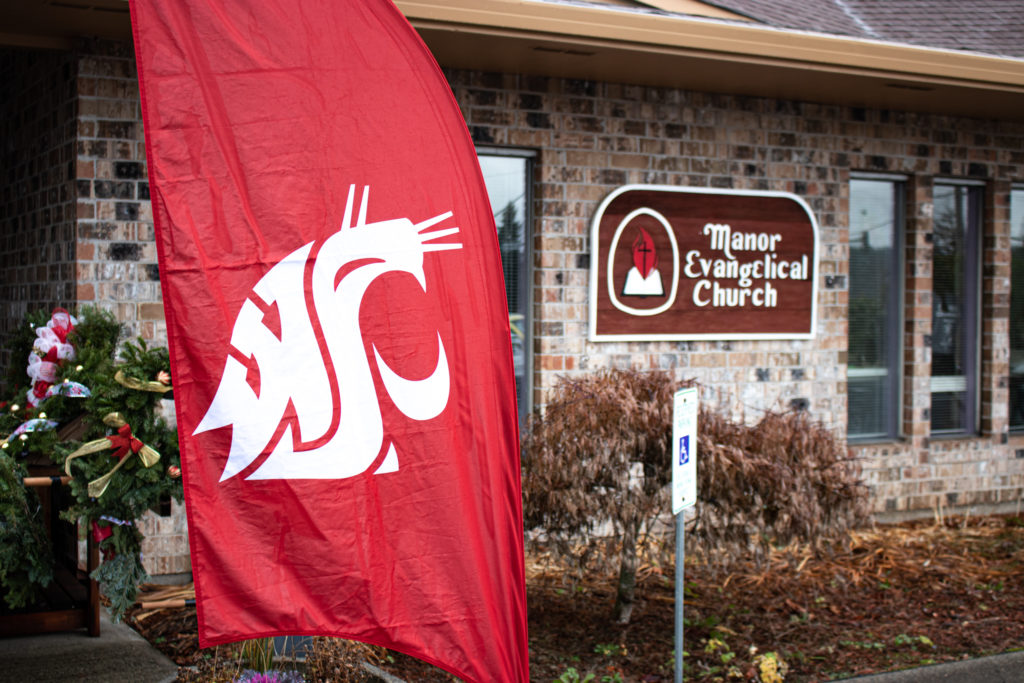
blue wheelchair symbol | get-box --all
[679,435,690,466]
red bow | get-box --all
[90,522,115,560]
[49,307,74,343]
[107,423,143,461]
[91,521,113,544]
[32,381,50,400]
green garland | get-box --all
[0,306,183,620]
[0,452,53,609]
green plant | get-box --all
[893,634,934,649]
[0,307,183,620]
[0,449,53,608]
[593,643,627,657]
[839,639,885,651]
[58,327,183,619]
[240,637,275,673]
[555,666,595,683]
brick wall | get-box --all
[444,68,1024,516]
[1,43,185,578]
[0,48,78,379]
[9,44,1023,580]
[75,39,165,344]
[73,40,183,577]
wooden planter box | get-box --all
[0,463,100,637]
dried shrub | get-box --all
[523,370,870,622]
[522,368,682,623]
[173,638,383,682]
[692,408,869,564]
[303,637,385,683]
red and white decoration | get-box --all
[26,308,77,407]
[131,1,528,681]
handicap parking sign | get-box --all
[672,387,697,514]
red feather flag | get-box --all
[130,1,528,680]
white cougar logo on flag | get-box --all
[195,185,462,482]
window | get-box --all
[1011,187,1024,430]
[930,182,982,435]
[848,177,903,440]
[478,150,533,425]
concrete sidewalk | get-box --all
[0,607,177,683]
[841,650,1024,682]
[1,610,1022,683]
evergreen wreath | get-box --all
[0,306,183,620]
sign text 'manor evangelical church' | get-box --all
[589,185,819,341]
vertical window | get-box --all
[931,182,982,435]
[478,150,533,425]
[848,177,903,440]
[1010,187,1024,430]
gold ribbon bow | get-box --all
[64,412,161,498]
[114,369,172,394]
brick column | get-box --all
[74,39,165,344]
[903,174,933,447]
[983,179,1012,439]
[74,40,184,577]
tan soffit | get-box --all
[396,0,1024,120]
[583,0,750,21]
[632,0,750,21]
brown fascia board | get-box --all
[396,0,1024,120]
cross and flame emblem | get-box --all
[622,226,664,297]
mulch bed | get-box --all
[126,514,1024,682]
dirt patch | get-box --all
[127,515,1024,681]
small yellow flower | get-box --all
[755,652,788,683]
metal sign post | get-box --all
[672,387,698,683]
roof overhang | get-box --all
[0,0,132,49]
[3,0,1023,120]
[397,0,1024,121]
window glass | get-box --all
[848,178,902,440]
[478,154,531,424]
[1011,188,1024,430]
[931,184,981,434]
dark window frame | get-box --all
[847,173,905,442]
[930,180,983,437]
[1009,185,1024,431]
[476,147,535,426]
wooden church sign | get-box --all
[589,185,819,341]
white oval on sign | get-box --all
[606,207,679,316]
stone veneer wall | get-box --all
[0,48,78,380]
[443,68,1024,516]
